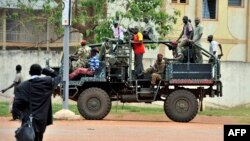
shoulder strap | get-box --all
[118,26,120,38]
[28,80,33,115]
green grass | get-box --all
[1,102,250,123]
[198,107,250,117]
[111,105,164,115]
[52,103,80,115]
[198,107,250,123]
[0,102,11,117]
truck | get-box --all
[53,38,223,122]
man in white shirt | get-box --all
[207,35,223,62]
[111,20,126,42]
[110,20,127,55]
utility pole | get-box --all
[54,0,79,120]
[62,0,71,109]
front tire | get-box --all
[77,87,111,120]
[164,90,198,122]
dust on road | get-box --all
[0,114,239,141]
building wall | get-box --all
[0,8,81,49]
[164,0,249,62]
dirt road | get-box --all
[0,114,239,141]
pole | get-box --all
[62,25,70,109]
[61,0,71,109]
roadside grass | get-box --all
[52,103,80,115]
[1,102,250,123]
[199,107,250,123]
[0,102,10,117]
[110,104,164,115]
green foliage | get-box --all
[6,0,180,46]
[94,20,113,42]
[116,0,180,39]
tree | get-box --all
[4,0,179,45]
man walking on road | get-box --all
[1,64,23,120]
[13,64,61,141]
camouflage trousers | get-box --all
[151,73,162,85]
[72,59,87,71]
[145,68,162,85]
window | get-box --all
[203,0,217,19]
[180,0,187,3]
[171,0,187,4]
[228,0,243,7]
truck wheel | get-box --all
[164,90,198,122]
[77,87,111,120]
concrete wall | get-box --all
[0,51,250,107]
[0,50,62,100]
[205,61,250,107]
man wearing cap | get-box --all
[69,48,100,79]
[111,20,127,42]
[70,40,91,71]
[144,53,166,87]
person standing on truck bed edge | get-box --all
[133,26,145,79]
[189,17,204,63]
[177,16,193,51]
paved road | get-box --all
[0,115,237,141]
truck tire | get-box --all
[77,87,111,120]
[164,90,198,122]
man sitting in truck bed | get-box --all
[69,48,100,79]
[144,53,166,88]
[70,40,91,72]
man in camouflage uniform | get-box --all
[145,53,166,87]
[70,40,91,71]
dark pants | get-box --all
[134,54,144,78]
[35,131,44,141]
